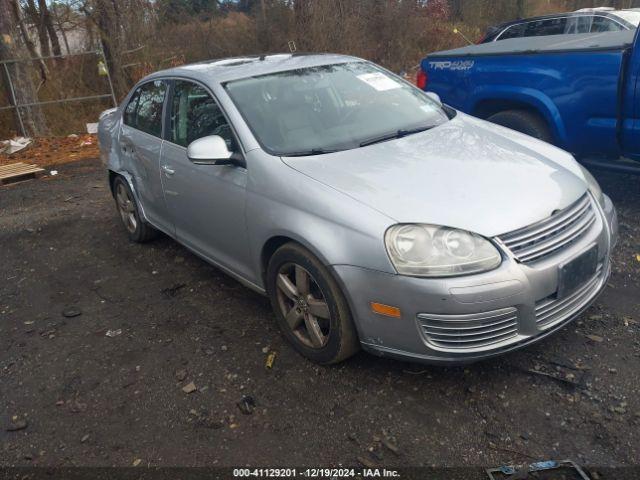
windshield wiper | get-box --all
[359,125,434,148]
[284,148,340,157]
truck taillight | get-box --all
[416,68,428,90]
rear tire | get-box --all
[112,176,158,243]
[266,242,359,365]
[487,109,554,144]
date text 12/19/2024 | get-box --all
[232,468,401,478]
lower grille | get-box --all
[417,308,519,350]
[535,263,605,329]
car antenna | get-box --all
[453,27,473,45]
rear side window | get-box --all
[169,80,235,149]
[123,80,167,137]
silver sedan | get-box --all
[98,54,618,365]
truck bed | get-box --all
[422,32,633,158]
[429,30,634,58]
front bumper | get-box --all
[333,194,618,365]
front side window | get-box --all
[590,16,624,32]
[123,80,166,137]
[498,23,526,40]
[224,62,449,156]
[169,80,235,149]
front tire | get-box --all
[266,243,359,364]
[112,176,157,243]
[487,109,554,144]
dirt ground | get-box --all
[1,158,639,477]
[0,135,99,168]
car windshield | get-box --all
[224,62,450,156]
[613,11,640,26]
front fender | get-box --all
[245,151,397,290]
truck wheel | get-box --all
[487,110,553,144]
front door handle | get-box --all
[161,165,175,175]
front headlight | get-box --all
[579,165,605,207]
[385,224,502,277]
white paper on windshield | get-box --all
[357,72,402,91]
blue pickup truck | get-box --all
[419,29,640,173]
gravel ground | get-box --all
[1,159,639,477]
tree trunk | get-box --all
[25,0,49,56]
[0,0,49,136]
[10,0,47,85]
[54,7,71,55]
[38,0,61,57]
[93,0,127,98]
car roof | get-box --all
[490,9,631,30]
[141,53,362,86]
[429,30,635,58]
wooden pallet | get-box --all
[0,162,45,185]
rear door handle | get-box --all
[161,165,175,175]
[120,136,134,152]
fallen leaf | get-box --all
[265,351,276,369]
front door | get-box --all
[160,80,253,282]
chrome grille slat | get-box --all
[535,264,605,328]
[425,317,515,332]
[502,195,590,246]
[497,193,597,263]
[425,321,518,339]
[536,273,599,318]
[416,309,515,322]
[516,213,596,262]
[429,329,518,346]
[417,307,519,350]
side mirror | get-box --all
[425,91,442,106]
[187,135,244,167]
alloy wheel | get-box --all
[275,263,331,348]
[115,183,137,234]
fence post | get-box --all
[100,48,118,107]
[2,62,27,137]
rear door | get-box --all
[159,79,253,281]
[120,80,173,234]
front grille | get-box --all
[417,307,519,350]
[535,263,605,329]
[498,193,596,263]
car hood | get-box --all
[281,113,588,237]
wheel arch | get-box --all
[469,89,566,147]
[108,169,150,223]
[260,234,333,289]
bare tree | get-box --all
[10,0,48,84]
[92,0,127,97]
[25,0,50,56]
[0,0,48,135]
[38,0,62,57]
